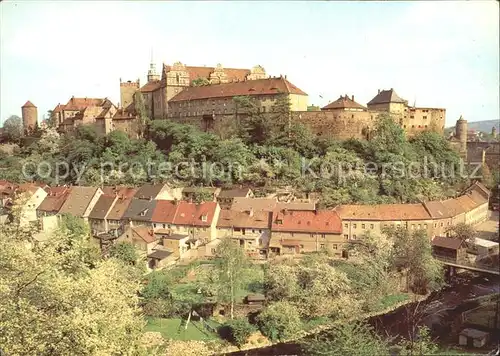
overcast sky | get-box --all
[1,1,498,127]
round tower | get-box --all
[492,126,497,139]
[456,115,467,153]
[21,100,38,134]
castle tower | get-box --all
[21,100,38,134]
[456,115,467,156]
[119,78,140,109]
[492,126,497,139]
[147,62,160,82]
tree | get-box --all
[445,222,477,245]
[386,227,444,294]
[0,215,146,355]
[302,322,390,356]
[2,115,23,142]
[257,301,302,342]
[212,238,249,319]
[109,241,140,265]
[220,318,255,347]
[134,91,150,138]
[397,326,440,356]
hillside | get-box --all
[448,119,499,132]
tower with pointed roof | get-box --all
[367,88,408,114]
[456,115,468,157]
[147,49,160,82]
[21,100,38,134]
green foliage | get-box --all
[109,241,139,265]
[257,301,302,342]
[302,322,390,356]
[191,77,210,86]
[0,213,146,355]
[2,115,23,142]
[396,326,440,355]
[220,318,255,347]
[445,222,477,243]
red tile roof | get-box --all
[106,197,134,221]
[22,100,36,108]
[336,204,431,221]
[322,95,366,110]
[53,104,65,113]
[63,97,112,111]
[272,209,342,234]
[455,195,478,212]
[169,77,307,102]
[140,80,162,93]
[151,201,218,227]
[217,210,271,229]
[37,186,72,213]
[131,226,157,244]
[101,186,138,199]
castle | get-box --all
[49,59,445,140]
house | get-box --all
[151,200,221,243]
[105,196,134,231]
[0,180,18,211]
[155,232,193,258]
[58,186,103,221]
[431,236,467,263]
[147,249,174,270]
[467,237,499,256]
[88,195,119,235]
[216,209,271,257]
[122,199,157,227]
[15,183,48,225]
[459,328,489,348]
[134,183,182,201]
[216,187,253,209]
[101,186,138,199]
[336,204,432,241]
[269,209,344,256]
[117,225,159,255]
[245,294,266,305]
[37,186,72,218]
[182,187,221,202]
[423,198,466,236]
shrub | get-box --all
[257,301,302,342]
[219,318,255,347]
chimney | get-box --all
[283,208,288,215]
[378,89,380,94]
[352,95,354,101]
[248,207,254,217]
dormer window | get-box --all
[276,219,283,225]
[201,214,208,222]
[139,208,148,217]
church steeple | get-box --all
[147,48,160,82]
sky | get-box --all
[1,1,498,127]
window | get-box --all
[353,224,357,229]
[370,224,374,229]
[440,222,443,227]
[352,235,357,240]
[162,224,166,229]
[300,244,304,249]
[424,224,427,228]
[411,224,415,229]
[321,234,326,238]
[344,223,348,228]
[332,244,338,250]
[252,229,255,233]
[361,224,365,229]
[343,234,348,239]
[423,116,427,120]
[320,244,325,249]
[410,115,414,119]
[259,229,262,233]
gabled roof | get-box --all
[152,201,218,226]
[322,95,366,110]
[16,183,40,195]
[367,89,407,105]
[131,226,157,244]
[217,187,252,199]
[101,186,138,199]
[58,186,100,217]
[22,100,37,108]
[423,199,465,219]
[148,249,172,260]
[464,181,490,200]
[134,184,167,200]
[122,199,157,222]
[169,77,307,102]
[431,236,464,250]
[63,97,112,111]
[336,204,431,221]
[106,197,134,221]
[454,195,478,212]
[231,197,278,212]
[53,104,65,113]
[88,195,117,220]
[37,186,72,213]
[272,209,342,234]
[217,210,271,229]
[140,80,162,93]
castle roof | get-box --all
[322,95,366,110]
[22,101,37,108]
[140,80,162,93]
[367,89,407,105]
[169,76,307,102]
[53,104,65,113]
[163,64,250,83]
[64,97,112,111]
